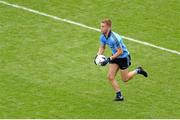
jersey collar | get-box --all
[104,30,112,39]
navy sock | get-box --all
[135,68,140,74]
[116,91,122,97]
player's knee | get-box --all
[108,75,115,81]
[122,77,129,82]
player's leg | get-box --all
[108,63,119,91]
[120,68,137,82]
[108,63,124,101]
[120,68,135,82]
[119,55,148,82]
[120,67,148,82]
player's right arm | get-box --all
[94,45,105,65]
[97,35,106,55]
[94,35,106,65]
[97,45,105,55]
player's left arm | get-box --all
[109,48,123,60]
[101,47,123,66]
[109,36,123,60]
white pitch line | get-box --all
[0,0,180,55]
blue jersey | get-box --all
[100,31,129,58]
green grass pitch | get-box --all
[0,0,180,118]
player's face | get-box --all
[100,23,109,34]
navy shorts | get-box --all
[109,55,131,70]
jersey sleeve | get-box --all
[100,35,106,46]
[113,35,123,49]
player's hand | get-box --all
[101,57,111,66]
[94,55,98,65]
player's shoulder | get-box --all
[100,34,104,38]
[111,31,122,41]
[100,34,105,40]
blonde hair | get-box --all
[101,19,112,27]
